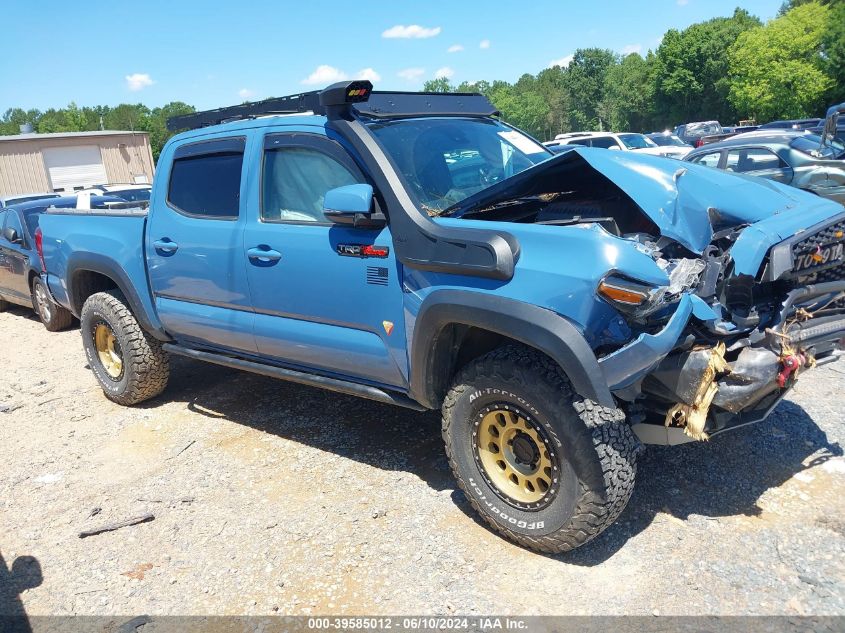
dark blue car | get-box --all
[0,195,124,330]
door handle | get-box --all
[247,246,282,264]
[153,238,179,254]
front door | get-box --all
[146,136,257,353]
[243,131,407,388]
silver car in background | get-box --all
[683,130,845,204]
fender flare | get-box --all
[65,252,169,341]
[409,290,614,409]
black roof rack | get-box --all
[167,81,498,131]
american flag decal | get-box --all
[366,266,389,286]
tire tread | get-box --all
[81,290,169,405]
[442,345,640,553]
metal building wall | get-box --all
[0,132,154,196]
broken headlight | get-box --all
[597,274,668,317]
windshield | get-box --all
[618,134,658,150]
[791,134,845,159]
[367,117,550,214]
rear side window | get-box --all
[167,138,244,219]
[590,136,621,149]
[566,138,591,147]
[726,148,786,173]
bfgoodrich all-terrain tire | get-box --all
[31,277,74,332]
[442,345,640,553]
[80,290,169,405]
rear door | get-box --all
[242,130,407,388]
[0,209,31,302]
[146,136,258,353]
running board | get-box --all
[162,344,427,411]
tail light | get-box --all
[695,138,704,148]
[35,227,46,271]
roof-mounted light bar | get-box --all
[166,80,496,131]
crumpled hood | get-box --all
[450,147,844,255]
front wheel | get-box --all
[442,345,640,553]
[80,290,170,405]
[31,277,73,331]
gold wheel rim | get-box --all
[94,323,123,379]
[475,407,556,507]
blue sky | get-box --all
[1,0,783,111]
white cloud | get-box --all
[125,73,153,91]
[397,67,426,81]
[479,39,491,49]
[382,24,441,39]
[433,66,454,79]
[548,55,573,69]
[238,88,256,100]
[301,64,348,85]
[621,43,642,55]
[447,44,464,53]
[356,68,381,83]
[677,0,689,5]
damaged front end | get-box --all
[448,147,845,443]
[602,228,845,445]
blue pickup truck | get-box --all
[37,82,845,553]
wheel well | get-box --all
[27,270,39,291]
[427,324,542,407]
[70,270,120,314]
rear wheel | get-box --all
[31,277,73,331]
[442,345,640,553]
[80,290,169,405]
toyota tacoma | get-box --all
[36,82,845,552]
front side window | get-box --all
[3,210,24,242]
[167,141,244,218]
[725,148,785,173]
[262,146,362,223]
[367,118,549,213]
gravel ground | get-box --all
[1,305,844,617]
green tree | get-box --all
[653,9,761,126]
[603,53,655,132]
[0,108,42,135]
[36,102,90,133]
[422,77,454,93]
[148,101,196,161]
[564,48,617,130]
[728,2,832,121]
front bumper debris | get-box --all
[616,281,845,445]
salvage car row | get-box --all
[2,85,844,556]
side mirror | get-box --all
[3,226,21,244]
[323,184,385,229]
[822,103,844,144]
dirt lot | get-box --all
[1,304,844,617]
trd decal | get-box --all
[337,244,390,258]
